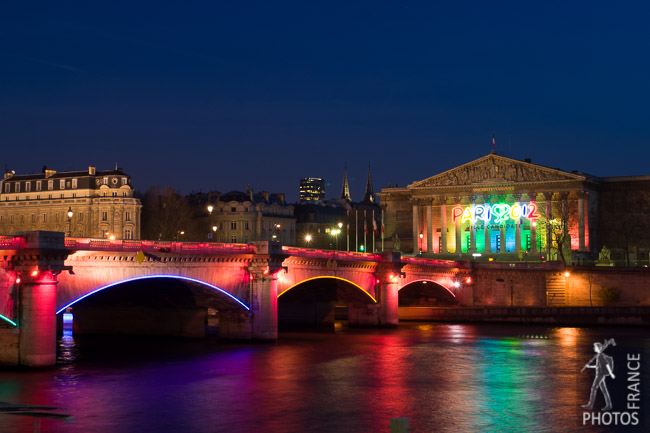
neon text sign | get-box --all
[451,202,540,225]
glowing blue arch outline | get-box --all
[56,274,250,314]
[0,313,17,327]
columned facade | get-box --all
[379,154,599,262]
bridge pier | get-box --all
[19,271,58,367]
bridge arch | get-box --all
[398,278,458,306]
[277,275,379,329]
[278,276,377,303]
[56,274,250,314]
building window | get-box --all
[48,194,52,199]
[4,183,9,193]
[231,235,237,243]
[230,221,237,230]
[10,215,14,223]
[103,177,109,185]
[123,192,127,197]
[25,182,31,192]
[60,194,64,198]
[60,179,65,189]
[102,211,108,221]
[125,229,133,239]
[245,207,249,212]
[55,213,59,222]
[219,222,224,230]
[42,213,46,222]
[231,207,236,212]
[15,183,20,193]
[245,221,249,230]
[72,178,78,188]
[122,177,127,185]
[36,195,40,200]
[79,212,84,222]
[48,180,53,190]
[36,181,41,191]
[31,214,35,223]
[72,193,76,198]
[244,235,249,243]
[125,211,131,222]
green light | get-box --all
[359,245,365,252]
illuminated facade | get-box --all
[379,153,599,261]
[299,177,326,202]
[0,166,142,239]
[210,189,296,245]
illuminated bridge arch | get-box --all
[398,278,457,306]
[278,276,377,304]
[56,274,250,315]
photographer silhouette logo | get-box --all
[580,338,642,427]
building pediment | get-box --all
[410,154,585,188]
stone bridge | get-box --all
[0,232,470,367]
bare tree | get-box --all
[141,186,195,241]
[546,196,572,264]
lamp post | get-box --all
[305,234,312,247]
[66,207,73,237]
[419,232,424,255]
[207,205,214,241]
[331,227,341,250]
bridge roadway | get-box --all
[0,231,470,367]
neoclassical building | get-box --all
[209,189,296,245]
[379,153,601,262]
[0,166,142,239]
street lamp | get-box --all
[419,232,424,255]
[331,228,341,250]
[305,234,312,247]
[66,207,73,237]
[207,205,214,241]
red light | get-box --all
[263,268,269,275]
[15,277,21,284]
[376,279,380,284]
[31,270,38,277]
[465,277,472,284]
[249,274,254,280]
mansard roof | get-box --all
[409,154,593,189]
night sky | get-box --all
[2,2,649,202]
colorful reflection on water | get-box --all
[0,324,647,432]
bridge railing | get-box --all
[0,236,24,249]
[64,238,255,254]
[281,246,383,261]
[401,256,462,267]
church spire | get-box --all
[340,164,351,201]
[363,162,375,203]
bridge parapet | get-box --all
[63,237,255,255]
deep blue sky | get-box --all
[2,1,649,202]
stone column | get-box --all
[426,202,433,254]
[483,196,491,253]
[544,192,553,258]
[412,201,419,254]
[19,271,58,367]
[469,196,477,253]
[514,194,521,257]
[578,192,586,251]
[440,199,448,253]
[455,198,462,254]
[530,193,538,253]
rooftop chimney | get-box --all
[524,158,532,163]
[44,168,56,178]
[89,166,96,175]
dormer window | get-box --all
[36,181,41,191]
[48,180,53,190]
[60,179,65,189]
[72,178,78,188]
[15,183,20,193]
[103,177,109,185]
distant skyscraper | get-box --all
[299,177,326,202]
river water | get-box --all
[0,323,648,433]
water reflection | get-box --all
[0,324,646,432]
